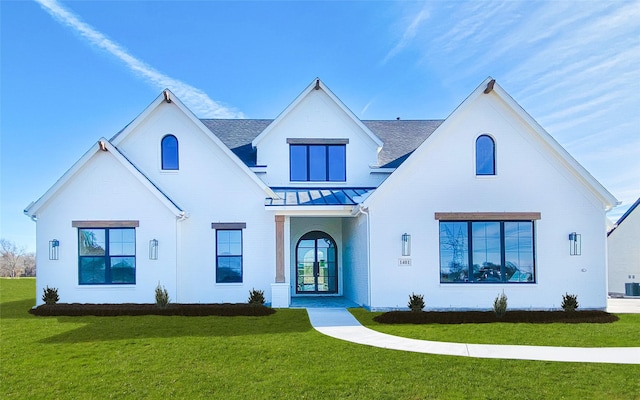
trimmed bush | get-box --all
[408,293,425,312]
[155,283,170,309]
[248,288,265,305]
[42,286,59,305]
[493,291,508,318]
[561,293,579,312]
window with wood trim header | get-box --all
[290,143,346,182]
[439,220,535,284]
[215,229,243,283]
[78,227,136,285]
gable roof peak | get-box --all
[251,78,383,149]
[24,138,185,219]
[108,89,277,198]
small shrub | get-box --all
[407,292,425,312]
[42,286,59,305]
[493,291,508,318]
[155,283,170,309]
[561,293,579,312]
[248,288,265,305]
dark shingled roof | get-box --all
[364,120,443,168]
[200,119,444,168]
[608,197,640,236]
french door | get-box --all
[296,231,337,294]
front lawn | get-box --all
[2,278,639,399]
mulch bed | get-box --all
[374,310,619,324]
[29,303,276,317]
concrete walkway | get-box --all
[306,308,640,364]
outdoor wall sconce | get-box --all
[569,232,581,256]
[402,233,411,256]
[149,239,159,260]
[49,239,59,260]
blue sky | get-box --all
[1,0,639,252]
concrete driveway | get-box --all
[607,298,640,313]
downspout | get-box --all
[175,211,188,303]
[354,204,372,309]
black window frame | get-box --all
[289,144,346,182]
[78,227,136,285]
[161,134,179,170]
[439,220,536,284]
[475,134,496,176]
[215,229,243,283]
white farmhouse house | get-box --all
[25,78,618,310]
[608,198,640,296]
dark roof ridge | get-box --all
[609,197,640,236]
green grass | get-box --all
[350,309,640,348]
[2,278,639,399]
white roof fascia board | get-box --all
[252,78,383,150]
[110,93,166,145]
[110,89,277,199]
[363,77,618,210]
[361,78,486,208]
[105,141,186,216]
[490,82,618,210]
[24,139,184,219]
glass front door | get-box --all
[296,231,337,294]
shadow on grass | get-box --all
[37,309,313,344]
[0,299,37,319]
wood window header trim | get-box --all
[286,138,349,145]
[434,212,541,221]
[72,220,139,228]
[211,223,247,230]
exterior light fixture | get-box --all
[569,232,581,256]
[49,239,59,260]
[149,239,159,260]
[401,233,411,257]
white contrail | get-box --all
[34,0,243,118]
[382,7,430,64]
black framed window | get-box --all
[439,221,534,283]
[216,230,243,283]
[161,134,179,170]
[78,228,136,284]
[476,135,495,175]
[290,144,346,182]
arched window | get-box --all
[161,135,179,170]
[476,135,495,175]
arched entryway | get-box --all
[296,231,338,294]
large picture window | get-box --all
[216,229,243,283]
[78,228,136,284]
[290,144,346,182]
[440,221,534,283]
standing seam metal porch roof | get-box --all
[266,188,375,206]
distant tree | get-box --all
[0,239,27,278]
[22,252,36,277]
